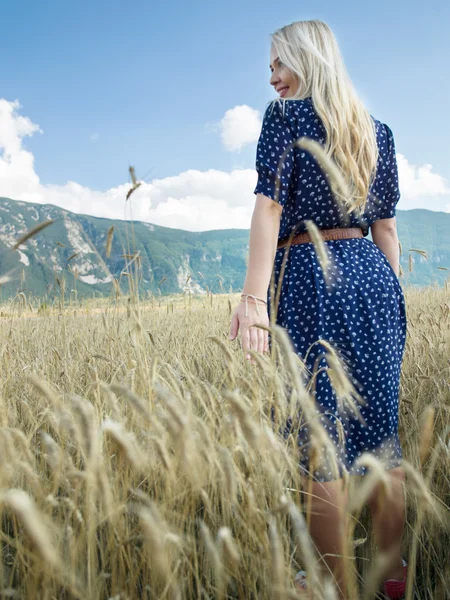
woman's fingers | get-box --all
[229,303,269,362]
[249,326,259,358]
[258,327,266,354]
[251,324,268,356]
[247,325,267,363]
[242,326,251,359]
[241,326,256,361]
[254,325,262,355]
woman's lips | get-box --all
[279,87,289,97]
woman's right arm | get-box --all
[371,123,402,278]
[371,217,400,277]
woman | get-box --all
[229,20,408,599]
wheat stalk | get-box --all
[105,226,114,258]
[12,219,55,250]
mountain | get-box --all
[0,197,249,301]
[0,197,448,301]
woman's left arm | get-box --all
[242,194,282,298]
[229,194,282,363]
[229,100,295,362]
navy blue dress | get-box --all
[253,98,407,482]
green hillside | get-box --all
[0,197,448,301]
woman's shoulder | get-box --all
[265,97,314,119]
[371,115,395,139]
[262,98,318,138]
[370,116,396,157]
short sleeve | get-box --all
[253,100,296,207]
[378,123,400,219]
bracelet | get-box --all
[240,293,267,317]
[241,293,267,304]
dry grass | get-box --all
[0,281,448,599]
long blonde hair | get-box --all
[271,20,379,212]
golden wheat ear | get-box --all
[13,219,55,249]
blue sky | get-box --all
[1,0,449,230]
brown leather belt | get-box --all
[277,227,363,249]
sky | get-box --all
[1,0,449,231]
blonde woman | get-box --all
[229,20,408,599]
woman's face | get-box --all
[269,43,299,98]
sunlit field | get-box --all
[0,280,448,599]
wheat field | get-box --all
[0,280,448,600]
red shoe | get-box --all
[383,559,407,599]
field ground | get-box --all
[0,284,448,599]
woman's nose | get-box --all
[270,71,279,86]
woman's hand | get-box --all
[229,299,269,364]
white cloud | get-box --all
[0,99,41,198]
[0,99,257,231]
[397,153,450,210]
[1,99,449,236]
[218,104,262,151]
